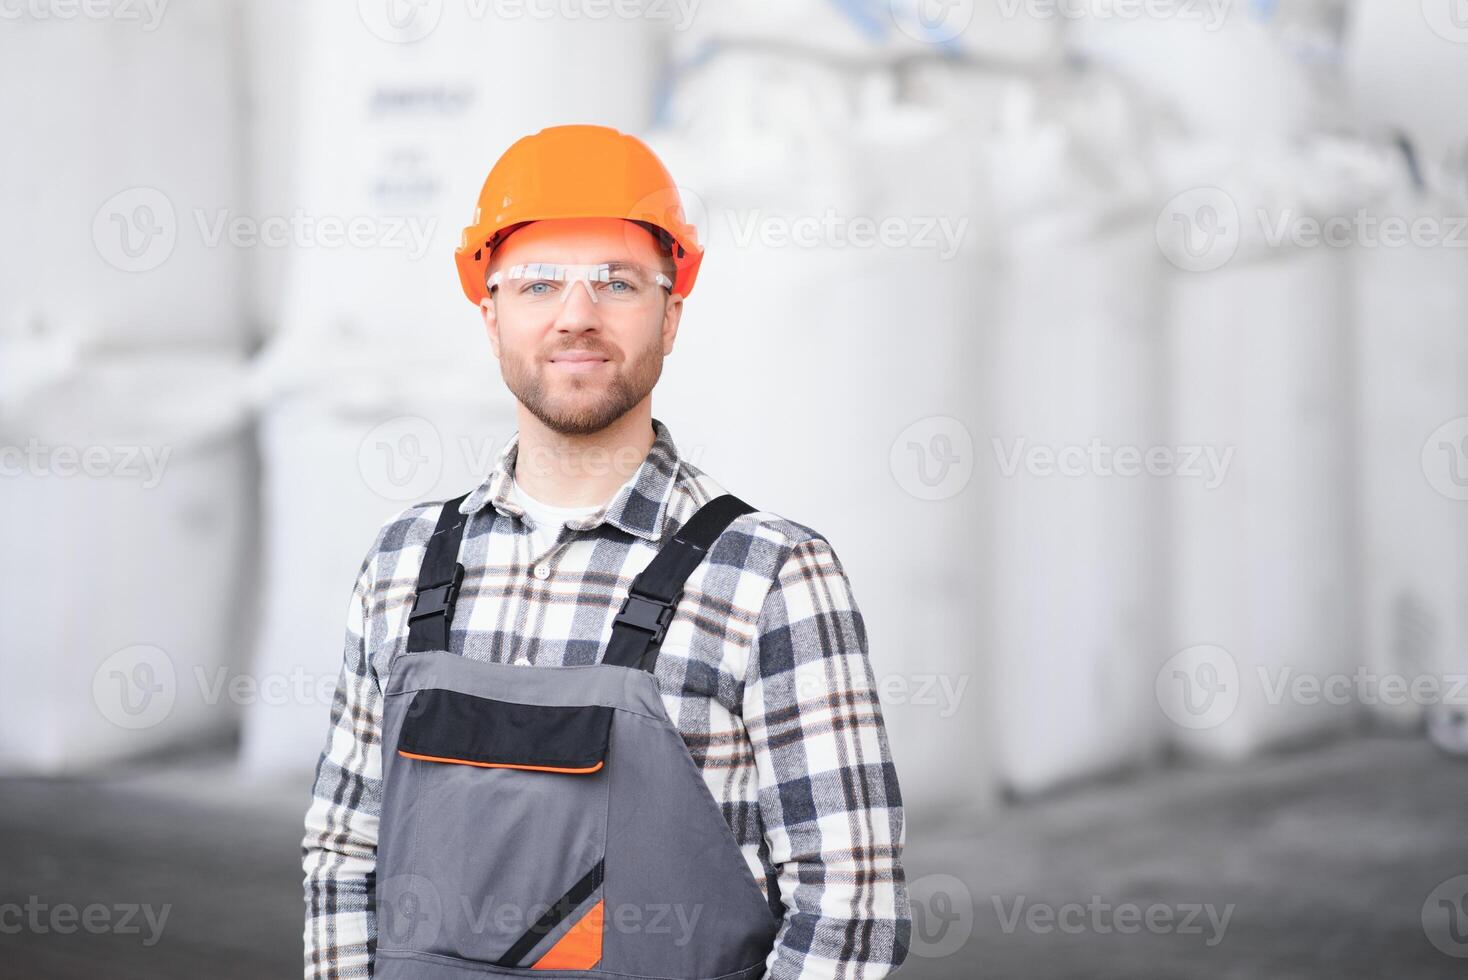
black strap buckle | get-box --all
[613,589,681,646]
[410,563,465,623]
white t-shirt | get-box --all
[511,474,628,558]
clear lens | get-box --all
[487,261,672,307]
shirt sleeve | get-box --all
[744,535,912,979]
[302,543,385,978]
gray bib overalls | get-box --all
[373,492,783,978]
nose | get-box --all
[552,278,603,332]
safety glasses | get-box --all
[486,261,673,307]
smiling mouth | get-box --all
[549,352,610,373]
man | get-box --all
[302,125,911,979]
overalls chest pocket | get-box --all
[384,686,613,971]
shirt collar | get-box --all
[459,416,683,543]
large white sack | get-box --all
[1352,165,1468,730]
[276,0,667,350]
[1066,0,1350,141]
[1157,140,1363,759]
[649,65,996,815]
[985,76,1165,794]
[0,347,253,773]
[1344,0,1468,174]
[0,3,245,348]
[240,329,515,772]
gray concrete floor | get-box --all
[0,735,1463,979]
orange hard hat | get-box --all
[455,125,704,306]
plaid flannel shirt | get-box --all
[302,416,911,978]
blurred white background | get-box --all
[2,1,1468,977]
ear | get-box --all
[480,297,500,359]
[661,292,684,355]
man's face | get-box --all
[480,217,683,437]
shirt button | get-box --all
[533,563,550,580]
[514,656,531,667]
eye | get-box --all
[606,278,636,293]
[523,280,557,296]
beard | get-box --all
[499,329,665,437]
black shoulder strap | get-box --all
[406,493,473,653]
[602,493,756,673]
